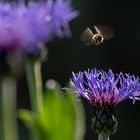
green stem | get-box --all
[25,60,43,113]
[0,78,4,140]
[98,134,110,140]
[1,77,18,140]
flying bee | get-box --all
[80,25,114,46]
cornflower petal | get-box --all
[0,0,78,55]
[70,68,140,107]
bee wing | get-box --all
[94,25,114,40]
[80,27,94,46]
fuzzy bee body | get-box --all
[81,26,114,46]
[92,34,104,45]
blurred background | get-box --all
[17,0,140,139]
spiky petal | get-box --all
[0,0,79,55]
[70,69,140,108]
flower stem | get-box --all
[98,134,110,140]
[0,77,18,140]
[0,78,4,140]
[25,60,43,113]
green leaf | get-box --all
[19,80,85,140]
[19,109,34,129]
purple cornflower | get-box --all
[70,69,140,108]
[0,0,79,55]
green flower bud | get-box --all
[91,106,118,134]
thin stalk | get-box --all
[0,78,4,140]
[98,134,110,140]
[25,60,43,113]
[2,77,18,140]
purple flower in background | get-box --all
[70,69,140,108]
[0,0,79,55]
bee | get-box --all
[80,25,114,46]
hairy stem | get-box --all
[25,60,43,113]
[0,78,4,140]
[1,77,18,140]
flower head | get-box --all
[0,0,78,75]
[70,69,140,108]
[70,69,140,134]
[0,0,79,55]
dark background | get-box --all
[18,0,140,139]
